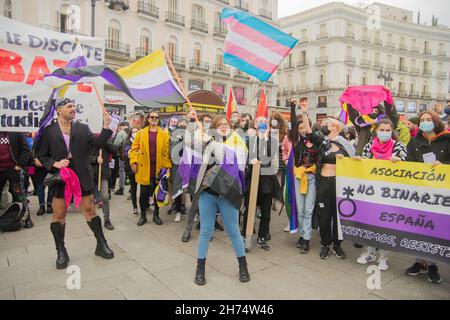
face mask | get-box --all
[377,131,392,142]
[369,113,378,120]
[271,119,278,128]
[244,123,249,131]
[321,125,331,136]
[258,123,268,134]
[419,121,435,133]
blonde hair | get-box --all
[323,118,343,133]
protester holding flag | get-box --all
[301,104,356,260]
[355,118,407,270]
[36,98,114,269]
[91,139,119,231]
[404,111,450,284]
[186,116,249,285]
[242,116,282,251]
[129,111,171,227]
[285,99,320,253]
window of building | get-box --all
[216,48,224,67]
[318,96,327,108]
[193,43,202,65]
[301,28,307,38]
[188,79,204,91]
[320,46,326,57]
[319,23,326,33]
[168,35,178,58]
[362,73,367,85]
[3,0,12,18]
[347,46,352,57]
[299,50,306,65]
[261,0,269,11]
[192,4,204,21]
[108,19,121,49]
[233,87,246,105]
[140,28,151,52]
[168,0,178,13]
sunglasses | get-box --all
[149,116,159,120]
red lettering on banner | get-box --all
[77,83,92,93]
[25,56,51,85]
[53,59,68,68]
[0,48,25,82]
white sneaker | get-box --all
[174,212,181,222]
[356,252,377,265]
[284,225,290,232]
[378,258,389,271]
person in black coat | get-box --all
[35,98,115,270]
[90,138,119,231]
[404,110,450,284]
[0,131,31,203]
[242,116,282,251]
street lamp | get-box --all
[377,69,393,86]
[90,0,98,37]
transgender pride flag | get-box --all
[221,8,298,82]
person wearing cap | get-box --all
[35,98,115,270]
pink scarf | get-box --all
[370,137,394,160]
[60,167,82,209]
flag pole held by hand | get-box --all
[245,161,261,251]
[98,149,102,192]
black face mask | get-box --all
[321,126,331,136]
[369,113,378,120]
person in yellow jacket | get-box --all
[129,111,171,226]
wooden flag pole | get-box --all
[98,149,103,192]
[245,161,261,251]
[162,46,204,136]
[91,82,108,114]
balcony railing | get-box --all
[212,64,230,76]
[317,32,329,40]
[213,26,227,38]
[283,63,295,70]
[437,50,447,57]
[410,91,419,98]
[373,38,383,46]
[410,67,420,74]
[385,63,396,71]
[399,43,407,51]
[373,61,382,69]
[216,0,229,4]
[299,36,309,43]
[235,1,249,12]
[424,48,432,55]
[410,46,419,53]
[297,61,308,68]
[296,85,309,93]
[135,47,152,59]
[422,69,432,76]
[169,55,186,69]
[53,26,84,35]
[259,8,272,19]
[191,19,208,34]
[421,92,431,98]
[360,59,371,67]
[398,90,408,97]
[345,31,355,39]
[385,41,395,49]
[437,95,447,100]
[436,71,447,79]
[345,56,356,64]
[316,56,328,64]
[360,35,370,43]
[165,11,185,27]
[190,59,210,73]
[234,70,250,79]
[105,40,130,58]
[137,1,159,18]
[399,65,408,72]
[105,0,129,11]
[314,83,329,91]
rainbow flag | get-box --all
[284,146,299,233]
[221,8,298,82]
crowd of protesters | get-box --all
[1,98,449,286]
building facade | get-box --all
[277,2,450,122]
[1,0,278,117]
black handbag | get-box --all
[44,171,63,187]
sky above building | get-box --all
[278,0,450,27]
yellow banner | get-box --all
[337,158,450,189]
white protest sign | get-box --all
[0,16,105,132]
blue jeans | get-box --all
[294,174,316,241]
[197,192,245,259]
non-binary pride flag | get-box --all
[221,8,298,82]
[44,48,185,107]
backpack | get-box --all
[0,203,23,232]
